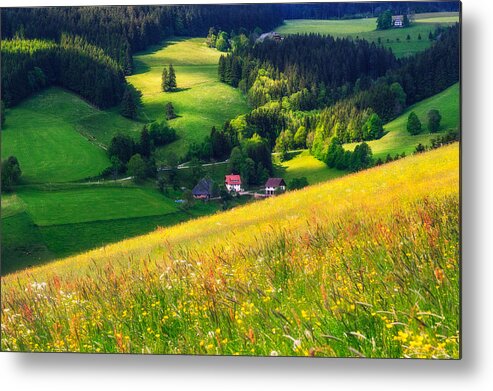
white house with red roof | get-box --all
[265,177,286,196]
[225,174,242,192]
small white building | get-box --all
[393,15,404,28]
[225,174,242,192]
[265,178,286,196]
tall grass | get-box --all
[1,144,459,358]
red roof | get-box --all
[225,174,242,185]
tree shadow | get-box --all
[169,87,191,93]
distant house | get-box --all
[225,174,242,192]
[256,31,283,43]
[392,15,404,27]
[192,178,215,200]
[265,178,286,196]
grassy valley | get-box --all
[1,144,459,357]
[127,37,250,159]
[276,12,459,58]
[1,37,251,274]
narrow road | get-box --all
[159,159,229,172]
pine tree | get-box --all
[161,67,168,92]
[168,64,177,91]
[120,88,137,119]
[218,55,226,82]
[165,102,176,119]
[139,128,151,158]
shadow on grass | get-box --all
[168,87,192,93]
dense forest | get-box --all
[215,23,460,163]
[220,35,398,107]
[1,37,126,108]
[1,5,284,74]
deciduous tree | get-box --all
[127,153,147,182]
[427,109,442,133]
[407,111,422,135]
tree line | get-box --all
[1,37,126,108]
[1,5,284,74]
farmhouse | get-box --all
[392,15,404,27]
[192,178,215,200]
[265,177,286,196]
[225,174,242,192]
[256,31,283,43]
[392,14,413,28]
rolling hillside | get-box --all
[127,37,250,159]
[1,144,459,358]
[275,150,347,185]
[276,12,459,58]
[345,83,460,159]
[1,88,144,184]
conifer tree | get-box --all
[218,55,226,82]
[165,102,176,119]
[161,67,168,92]
[120,88,137,119]
[168,64,177,91]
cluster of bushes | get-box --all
[414,129,460,154]
[206,28,231,52]
[288,177,309,190]
[325,137,374,172]
[104,121,176,181]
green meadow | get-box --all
[127,37,250,159]
[1,88,144,184]
[1,89,109,183]
[276,12,459,58]
[17,186,179,226]
[345,83,460,159]
[275,150,347,185]
[1,185,220,274]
